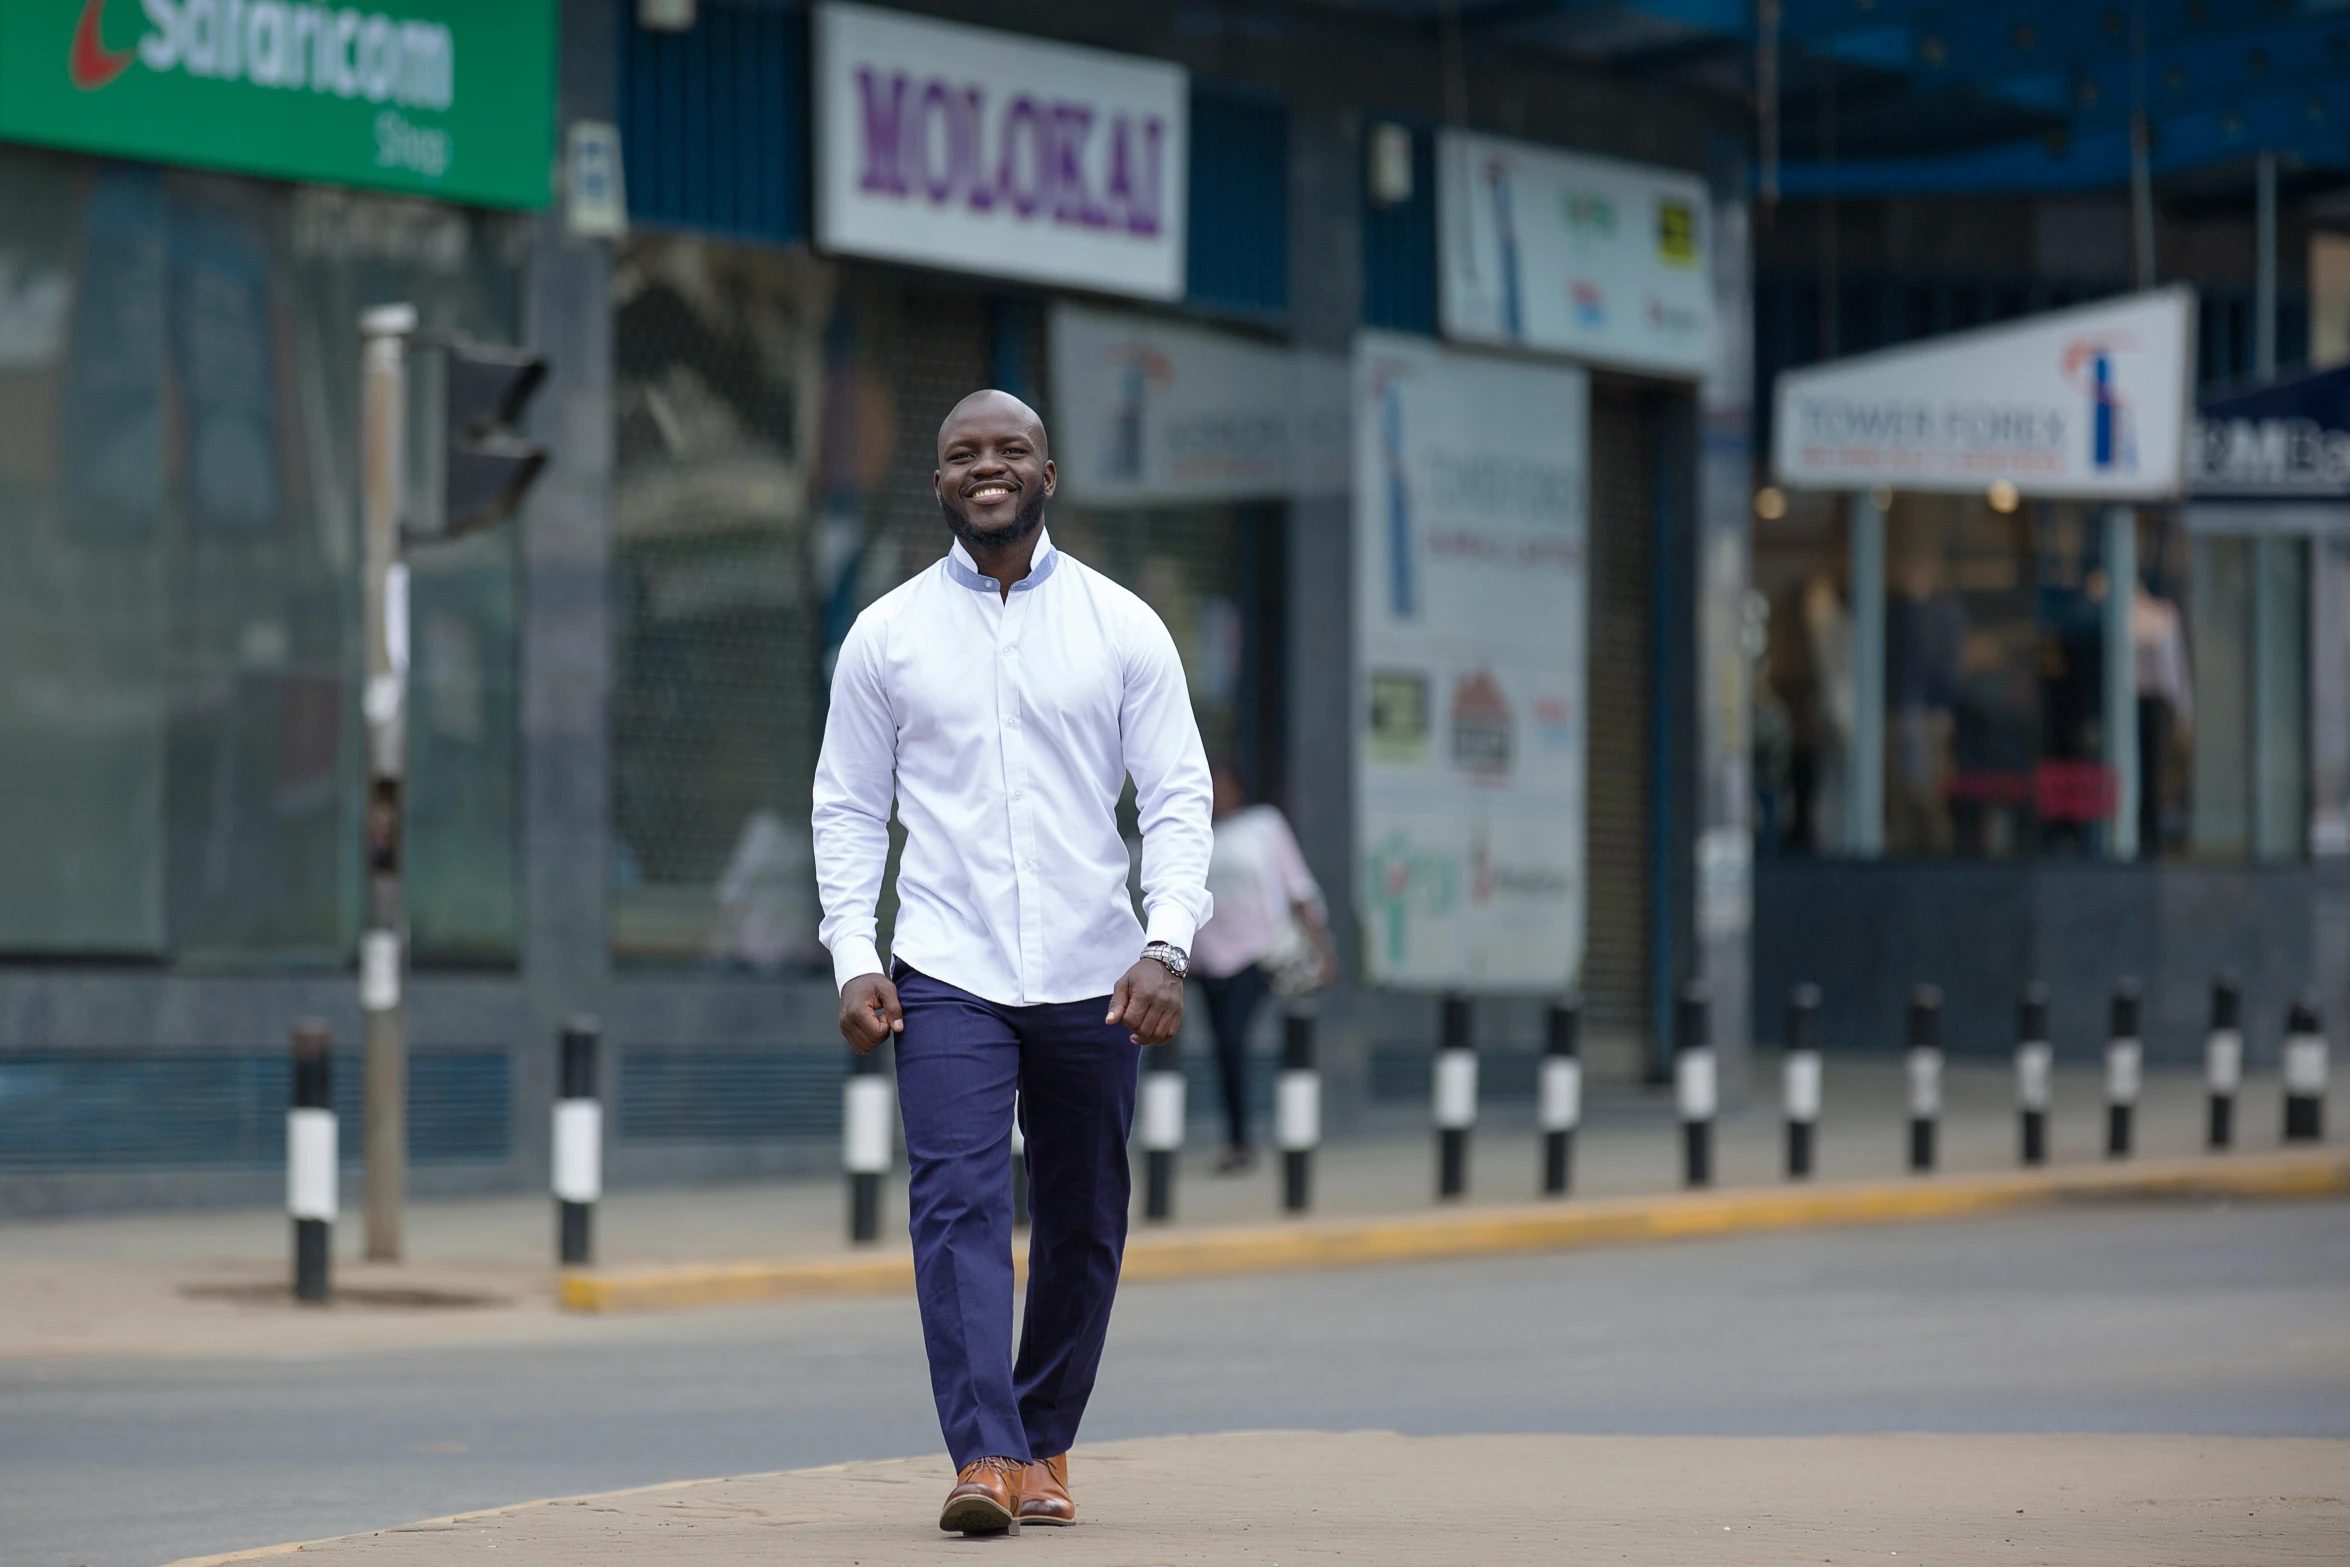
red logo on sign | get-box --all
[69,0,134,91]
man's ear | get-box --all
[1041,457,1056,498]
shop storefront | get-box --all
[0,0,555,1204]
[1754,288,2346,1056]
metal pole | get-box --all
[2104,506,2140,862]
[2256,150,2278,379]
[554,1018,601,1265]
[2206,975,2242,1151]
[2017,983,2052,1166]
[1906,984,1942,1174]
[359,303,416,1263]
[1676,983,1716,1188]
[1278,1008,1320,1214]
[2106,979,2143,1159]
[1434,992,1476,1199]
[1539,998,1581,1197]
[1848,490,1886,857]
[288,1020,335,1303]
[1783,983,1821,1180]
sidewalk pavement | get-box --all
[1,1059,2335,1357]
[167,1430,2350,1566]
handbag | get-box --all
[1260,911,1330,1000]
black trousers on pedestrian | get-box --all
[1196,966,1269,1152]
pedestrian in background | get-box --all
[1192,766,1334,1173]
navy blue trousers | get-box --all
[892,965,1139,1469]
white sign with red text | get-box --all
[1773,287,2196,499]
[1353,332,1589,991]
[813,2,1186,299]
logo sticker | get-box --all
[69,0,134,90]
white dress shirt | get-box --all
[812,530,1215,1007]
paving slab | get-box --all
[168,1430,2350,1566]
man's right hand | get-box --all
[840,973,903,1053]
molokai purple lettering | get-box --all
[847,60,1167,239]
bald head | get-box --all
[934,387,1055,558]
[937,388,1049,462]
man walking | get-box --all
[812,390,1214,1535]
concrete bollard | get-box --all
[1277,1007,1320,1214]
[1906,985,1943,1174]
[1010,1098,1029,1228]
[2016,983,2052,1167]
[553,1017,601,1266]
[1434,992,1476,1200]
[1140,1040,1185,1221]
[2106,980,2143,1159]
[2284,996,2328,1142]
[1540,998,1581,1197]
[1676,983,1716,1189]
[1783,983,1822,1181]
[288,1020,335,1304]
[2206,976,2242,1152]
[844,1042,891,1243]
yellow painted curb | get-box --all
[559,1147,2350,1315]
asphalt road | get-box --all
[5,1198,2346,1567]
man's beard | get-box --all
[941,483,1047,553]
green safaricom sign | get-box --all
[0,0,554,208]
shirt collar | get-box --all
[945,528,1059,595]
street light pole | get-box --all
[360,303,416,1263]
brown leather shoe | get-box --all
[1018,1452,1074,1525]
[939,1456,1023,1534]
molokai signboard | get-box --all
[0,0,554,208]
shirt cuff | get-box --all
[830,937,887,994]
[1144,903,1199,955]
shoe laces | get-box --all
[971,1455,1024,1480]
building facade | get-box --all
[0,0,1748,1212]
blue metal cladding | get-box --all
[616,1048,843,1141]
[0,1051,511,1170]
[1186,83,1289,317]
[618,0,808,247]
[1361,124,1436,334]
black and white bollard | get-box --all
[1140,1039,1185,1221]
[1906,985,1942,1174]
[553,1017,601,1266]
[844,1042,891,1243]
[2284,996,2328,1142]
[1540,998,1581,1197]
[1434,992,1477,1200]
[1278,1008,1320,1214]
[288,1020,335,1304]
[1783,983,1822,1180]
[2206,976,2242,1151]
[1676,983,1716,1189]
[2016,983,2052,1167]
[1010,1097,1030,1228]
[2106,980,2142,1159]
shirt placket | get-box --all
[998,590,1044,1003]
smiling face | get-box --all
[934,390,1055,553]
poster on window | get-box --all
[1438,129,1714,379]
[1353,331,1588,991]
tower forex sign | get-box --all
[0,0,554,208]
[1773,288,2197,500]
[814,1,1187,300]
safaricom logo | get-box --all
[72,0,457,174]
[108,2,453,108]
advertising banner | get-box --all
[1048,303,1346,503]
[0,0,554,209]
[1438,128,1713,379]
[1773,287,2197,500]
[814,2,1186,300]
[1353,331,1588,991]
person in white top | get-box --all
[811,390,1213,1535]
[1191,767,1332,1170]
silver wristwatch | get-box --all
[1140,941,1189,979]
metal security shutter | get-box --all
[1187,82,1289,318]
[1582,386,1653,1072]
[619,0,808,246]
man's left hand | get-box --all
[1107,959,1184,1047]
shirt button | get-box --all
[1010,788,1023,800]
[1005,714,1020,728]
